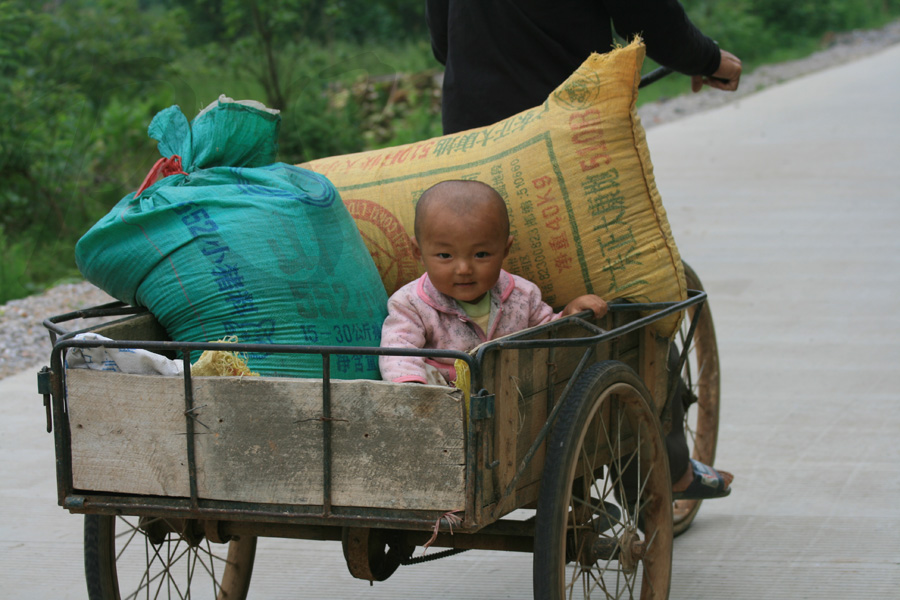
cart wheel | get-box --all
[534,361,672,600]
[84,514,256,600]
[342,527,413,582]
[672,262,721,536]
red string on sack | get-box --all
[133,155,187,198]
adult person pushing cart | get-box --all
[427,0,741,504]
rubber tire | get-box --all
[672,262,721,537]
[534,361,673,600]
[84,514,256,600]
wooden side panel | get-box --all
[476,310,669,516]
[193,377,466,510]
[92,313,168,342]
[485,345,553,512]
[512,346,549,505]
[640,330,671,419]
[331,383,466,510]
[67,369,190,497]
[491,349,519,514]
[479,315,616,515]
[66,370,466,511]
[509,337,605,509]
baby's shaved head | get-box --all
[414,180,509,241]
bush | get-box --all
[0,0,187,303]
[682,0,900,64]
[4,0,900,304]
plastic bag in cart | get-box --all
[76,96,387,379]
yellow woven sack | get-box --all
[301,40,685,337]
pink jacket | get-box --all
[379,270,561,383]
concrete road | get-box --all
[2,44,899,599]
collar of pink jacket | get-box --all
[415,269,517,316]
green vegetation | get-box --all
[2,0,899,303]
[641,0,900,103]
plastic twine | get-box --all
[133,155,187,198]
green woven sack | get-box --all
[76,97,387,379]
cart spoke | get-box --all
[568,392,658,598]
[115,516,151,560]
[93,514,254,600]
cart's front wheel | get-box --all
[534,361,672,600]
[84,514,256,600]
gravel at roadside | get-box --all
[0,282,116,380]
[3,21,899,380]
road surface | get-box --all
[2,42,898,599]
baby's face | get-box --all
[413,204,512,304]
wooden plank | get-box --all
[330,382,465,510]
[65,370,466,511]
[475,310,661,515]
[67,369,190,497]
[639,330,670,418]
[92,313,168,342]
[492,349,519,515]
[193,377,466,510]
[475,350,497,512]
[517,347,548,487]
[510,346,549,510]
[482,317,614,516]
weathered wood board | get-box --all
[92,312,168,342]
[66,369,466,511]
[67,369,189,497]
[476,310,668,516]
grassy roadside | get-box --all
[4,13,900,305]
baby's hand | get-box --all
[561,295,608,318]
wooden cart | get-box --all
[38,264,719,600]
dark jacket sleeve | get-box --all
[605,0,721,76]
[426,0,449,65]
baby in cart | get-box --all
[378,179,607,385]
[379,179,732,500]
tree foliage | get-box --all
[173,0,427,45]
[174,1,430,162]
[681,0,900,63]
[2,0,899,303]
[0,0,187,300]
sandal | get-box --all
[672,459,732,500]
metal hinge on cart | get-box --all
[469,391,499,471]
[37,367,53,433]
[469,391,495,421]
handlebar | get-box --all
[639,65,674,89]
[639,65,732,89]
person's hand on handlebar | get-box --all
[692,49,742,92]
